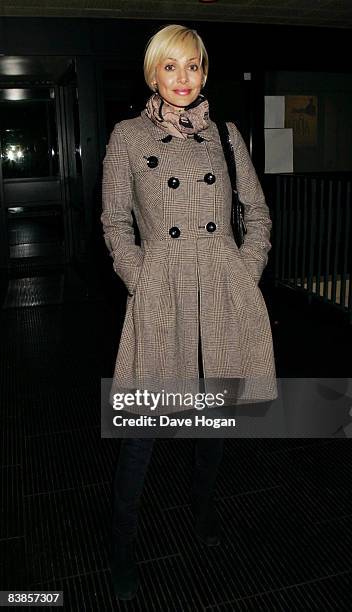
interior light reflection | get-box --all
[5,145,24,162]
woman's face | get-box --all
[153,46,203,110]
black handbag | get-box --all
[215,121,247,248]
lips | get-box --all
[174,89,191,95]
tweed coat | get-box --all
[101,110,277,414]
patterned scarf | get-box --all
[145,92,210,139]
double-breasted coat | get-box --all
[101,111,277,413]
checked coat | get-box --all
[101,111,277,413]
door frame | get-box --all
[0,60,80,269]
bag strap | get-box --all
[215,121,238,195]
[215,120,247,245]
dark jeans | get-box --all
[112,436,224,547]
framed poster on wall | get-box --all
[285,96,318,146]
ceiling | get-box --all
[0,0,352,29]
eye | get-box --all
[164,64,175,71]
[189,64,199,71]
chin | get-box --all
[173,95,196,107]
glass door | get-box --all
[0,67,82,269]
[0,87,64,267]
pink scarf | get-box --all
[145,93,210,140]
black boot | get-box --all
[191,496,221,547]
[111,539,139,600]
[191,438,224,547]
[111,437,155,601]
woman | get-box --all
[101,24,276,600]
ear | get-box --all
[151,68,158,91]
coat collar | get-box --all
[140,109,218,143]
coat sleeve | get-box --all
[227,122,272,284]
[101,122,144,295]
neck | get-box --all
[160,97,186,112]
[145,92,209,139]
[158,92,204,113]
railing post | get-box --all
[293,176,300,287]
[274,174,281,288]
[301,177,308,290]
[340,181,350,309]
[324,180,333,301]
[331,180,342,305]
[307,179,316,301]
[316,179,324,300]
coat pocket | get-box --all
[222,243,257,300]
[223,235,259,286]
[238,256,260,286]
[128,252,148,296]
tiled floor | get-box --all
[1,259,352,610]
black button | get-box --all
[204,172,216,185]
[169,226,181,238]
[146,155,158,168]
[194,134,204,143]
[161,134,173,143]
[206,222,217,233]
[168,177,180,189]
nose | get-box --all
[176,67,188,83]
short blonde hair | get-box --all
[144,24,209,91]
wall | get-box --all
[265,71,352,172]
